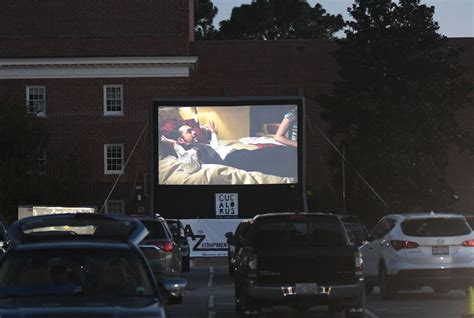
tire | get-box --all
[365,282,374,295]
[240,289,261,317]
[168,294,183,305]
[379,266,396,300]
[182,256,190,272]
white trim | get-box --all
[0,56,198,79]
[104,143,124,175]
[103,84,124,116]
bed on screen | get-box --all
[158,139,297,185]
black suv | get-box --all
[225,219,252,276]
[165,219,190,272]
[135,214,186,303]
[233,212,365,317]
[0,213,185,317]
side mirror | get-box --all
[225,232,233,239]
[160,277,187,305]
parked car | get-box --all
[0,213,186,318]
[361,212,474,299]
[0,215,9,256]
[134,214,185,303]
[165,219,190,272]
[225,218,252,276]
[233,212,365,317]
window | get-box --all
[104,144,124,174]
[26,86,46,116]
[103,85,123,116]
[105,200,125,215]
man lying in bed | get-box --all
[160,119,297,179]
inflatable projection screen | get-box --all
[155,98,303,186]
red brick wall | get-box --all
[0,77,190,210]
[0,0,192,57]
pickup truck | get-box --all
[233,212,365,317]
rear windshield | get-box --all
[141,220,168,239]
[248,216,346,248]
[401,218,471,237]
[346,225,368,242]
[0,248,155,297]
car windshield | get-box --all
[0,248,155,298]
[248,216,345,248]
[401,218,471,237]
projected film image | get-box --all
[157,104,298,185]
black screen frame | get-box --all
[151,96,306,218]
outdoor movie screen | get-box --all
[157,104,299,185]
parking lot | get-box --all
[168,260,468,318]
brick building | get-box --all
[0,0,473,216]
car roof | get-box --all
[9,213,148,246]
[386,212,466,220]
[14,241,132,251]
[254,212,342,221]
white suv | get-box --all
[361,212,474,299]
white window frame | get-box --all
[105,200,125,215]
[104,144,124,175]
[26,85,47,116]
[103,84,123,116]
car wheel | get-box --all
[182,256,190,272]
[365,282,374,295]
[168,294,183,305]
[240,289,261,317]
[379,266,396,300]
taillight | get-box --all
[462,240,474,247]
[390,240,419,251]
[355,252,363,276]
[153,241,174,252]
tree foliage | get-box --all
[195,0,219,40]
[0,102,48,223]
[216,0,344,40]
[0,102,84,223]
[318,0,473,214]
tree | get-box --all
[0,102,48,223]
[318,0,473,215]
[195,0,219,40]
[216,0,344,40]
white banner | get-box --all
[181,219,245,257]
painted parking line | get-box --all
[208,295,215,308]
[365,308,379,318]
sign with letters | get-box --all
[182,219,244,257]
[215,193,238,218]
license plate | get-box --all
[432,246,449,255]
[295,283,319,294]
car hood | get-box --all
[0,296,166,318]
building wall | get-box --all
[0,0,192,57]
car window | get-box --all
[249,217,345,248]
[0,248,155,297]
[401,218,471,237]
[346,224,368,242]
[140,220,168,239]
[370,218,395,239]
